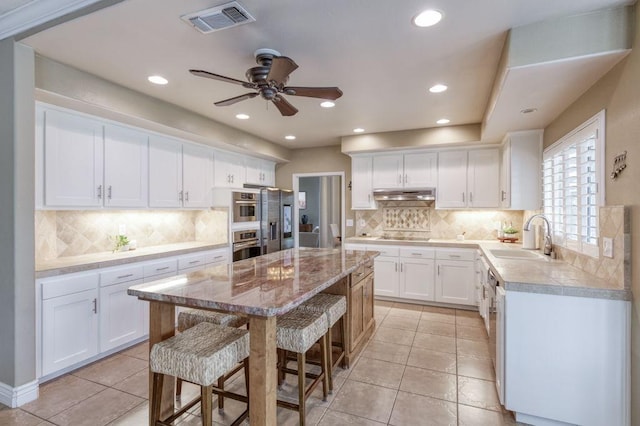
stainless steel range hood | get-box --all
[373,188,436,201]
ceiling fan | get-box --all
[189,48,343,116]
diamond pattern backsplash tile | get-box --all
[383,207,430,231]
[35,209,229,261]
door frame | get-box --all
[292,172,345,249]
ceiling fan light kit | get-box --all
[189,48,343,116]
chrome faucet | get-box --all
[524,214,553,256]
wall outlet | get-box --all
[603,237,613,258]
[118,224,127,235]
[346,219,354,227]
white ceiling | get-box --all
[18,0,631,149]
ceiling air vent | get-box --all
[181,1,255,34]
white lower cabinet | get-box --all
[399,249,435,301]
[41,272,99,376]
[435,249,476,305]
[99,279,144,352]
[373,256,401,297]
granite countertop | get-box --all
[36,241,229,278]
[345,237,631,301]
[128,247,379,316]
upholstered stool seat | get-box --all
[276,308,329,426]
[150,322,249,426]
[177,309,248,332]
[299,293,347,392]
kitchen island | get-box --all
[128,247,378,426]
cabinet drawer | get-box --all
[436,249,475,261]
[143,259,177,278]
[205,249,229,265]
[100,265,144,287]
[400,247,435,259]
[41,272,99,300]
[371,245,400,257]
[351,264,368,286]
[178,253,208,271]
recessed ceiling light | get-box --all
[148,75,168,85]
[320,101,335,108]
[429,84,448,93]
[285,135,296,140]
[235,113,250,120]
[353,128,365,133]
[520,108,538,114]
[436,118,450,124]
[413,10,443,27]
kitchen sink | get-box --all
[489,249,548,260]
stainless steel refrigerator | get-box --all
[260,188,294,254]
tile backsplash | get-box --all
[355,202,524,240]
[35,209,228,261]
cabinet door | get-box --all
[436,151,468,208]
[435,260,475,305]
[404,152,437,188]
[351,156,376,209]
[467,149,500,208]
[400,258,435,301]
[43,108,104,207]
[372,154,403,189]
[183,144,213,207]
[42,288,99,376]
[373,256,400,297]
[149,135,183,208]
[349,280,364,350]
[500,140,511,208]
[104,125,149,207]
[244,157,263,185]
[99,280,144,352]
[262,160,276,187]
[214,151,245,188]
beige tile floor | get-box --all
[0,301,522,425]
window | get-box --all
[542,111,605,257]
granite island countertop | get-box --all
[345,237,631,301]
[128,247,380,316]
[36,241,229,278]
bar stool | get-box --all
[276,308,329,426]
[299,293,347,392]
[149,322,249,426]
[176,309,248,410]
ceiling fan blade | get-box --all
[283,86,343,100]
[272,95,298,116]
[214,92,258,107]
[267,57,298,85]
[189,69,256,89]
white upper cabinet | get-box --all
[214,151,245,189]
[436,150,468,208]
[372,152,436,189]
[467,149,500,208]
[149,136,213,208]
[103,125,149,208]
[351,155,376,209]
[182,143,213,207]
[42,108,104,207]
[501,130,543,210]
[437,149,500,209]
[245,157,275,187]
[148,135,183,208]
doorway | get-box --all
[293,172,345,249]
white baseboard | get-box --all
[0,379,39,408]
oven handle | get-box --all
[233,240,260,250]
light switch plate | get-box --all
[603,237,613,258]
[346,219,354,227]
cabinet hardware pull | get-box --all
[355,272,364,277]
[398,174,402,184]
[214,256,223,259]
[117,273,134,279]
[462,192,465,203]
[107,185,112,200]
[437,265,440,275]
[449,255,461,258]
[185,191,189,202]
[404,174,408,184]
[189,260,200,264]
[231,175,234,183]
[97,185,102,199]
[501,190,506,201]
[179,190,183,201]
[400,263,403,272]
[155,267,170,271]
[395,263,398,272]
[92,298,97,314]
[470,192,473,203]
[411,253,422,256]
[227,174,231,183]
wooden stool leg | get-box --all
[326,326,334,393]
[217,376,225,410]
[243,358,250,399]
[319,334,329,401]
[340,316,348,369]
[201,385,213,425]
[297,352,306,426]
[151,373,164,425]
[176,377,183,398]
